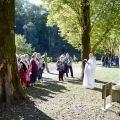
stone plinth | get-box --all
[115,83,120,90]
[112,87,120,103]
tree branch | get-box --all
[92,28,111,52]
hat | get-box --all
[42,55,45,58]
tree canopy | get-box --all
[15,0,80,60]
[44,0,120,54]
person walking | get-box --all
[43,52,50,73]
[83,53,96,89]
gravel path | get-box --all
[42,63,103,80]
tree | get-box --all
[15,0,50,53]
[0,0,26,106]
[90,0,120,53]
[15,0,27,34]
[44,0,120,51]
[15,34,34,55]
[44,0,120,79]
[80,0,90,80]
[44,0,91,79]
[23,22,38,47]
[96,30,120,55]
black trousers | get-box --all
[31,71,37,83]
[59,70,64,80]
[66,66,73,77]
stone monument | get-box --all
[112,82,120,103]
[115,82,120,90]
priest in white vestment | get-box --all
[83,53,96,89]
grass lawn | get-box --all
[0,65,120,120]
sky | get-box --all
[29,0,43,5]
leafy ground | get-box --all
[0,63,120,120]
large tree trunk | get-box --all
[0,0,26,107]
[80,0,91,80]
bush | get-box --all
[47,57,52,63]
[15,34,34,55]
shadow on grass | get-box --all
[95,79,116,85]
[93,87,102,92]
[0,99,54,120]
[108,104,120,117]
[25,80,69,100]
[67,80,83,85]
[65,78,83,85]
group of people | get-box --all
[16,52,74,87]
[16,51,96,89]
[101,54,119,67]
[0,51,97,90]
[17,52,49,87]
[56,53,74,81]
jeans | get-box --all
[37,68,42,79]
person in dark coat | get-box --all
[30,54,38,86]
[115,56,119,67]
[56,54,67,81]
[101,55,105,67]
[104,55,109,67]
[65,53,73,77]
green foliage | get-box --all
[44,0,120,53]
[15,0,49,51]
[90,0,120,53]
[15,34,34,55]
[23,22,38,47]
[47,57,52,63]
[15,0,80,59]
[96,30,120,55]
[45,0,81,47]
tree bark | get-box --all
[0,0,26,107]
[80,0,91,80]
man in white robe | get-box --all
[83,53,96,89]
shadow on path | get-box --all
[49,72,59,75]
[26,80,69,100]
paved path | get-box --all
[42,63,102,80]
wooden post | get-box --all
[104,85,106,109]
[101,82,113,111]
[110,83,112,104]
